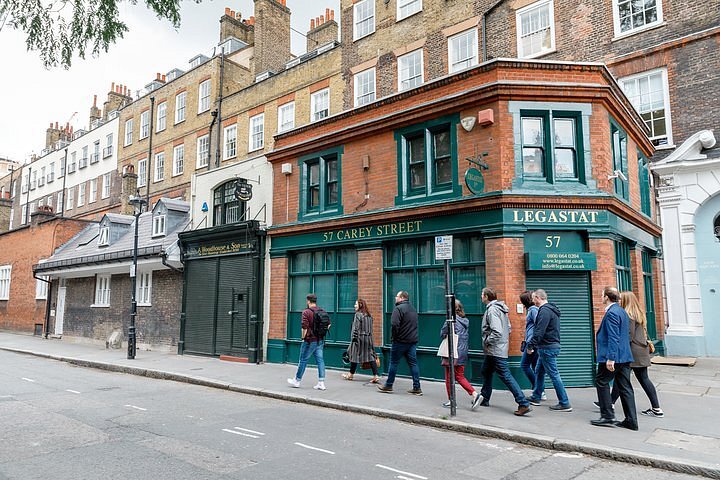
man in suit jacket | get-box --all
[591,287,638,430]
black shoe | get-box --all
[593,400,614,411]
[407,388,423,396]
[377,384,393,393]
[615,420,639,431]
[549,403,572,412]
[590,417,617,427]
[528,397,542,406]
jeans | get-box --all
[596,362,637,427]
[385,342,420,390]
[611,366,660,409]
[520,349,539,389]
[531,348,569,406]
[294,340,325,382]
[480,355,529,407]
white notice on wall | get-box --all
[435,235,453,260]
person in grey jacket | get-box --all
[478,287,532,416]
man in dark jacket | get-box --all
[378,291,422,395]
[526,289,572,412]
[591,286,637,430]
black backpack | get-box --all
[312,307,331,339]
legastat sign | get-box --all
[525,252,597,271]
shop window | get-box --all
[299,148,342,220]
[213,180,245,226]
[384,236,485,347]
[611,120,630,202]
[395,115,460,204]
[615,240,632,291]
[638,151,651,216]
[521,110,583,184]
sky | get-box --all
[0,0,341,164]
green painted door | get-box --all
[526,272,595,387]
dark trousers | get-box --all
[596,362,637,427]
[611,366,660,409]
[350,361,378,376]
[480,355,529,407]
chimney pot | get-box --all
[224,7,230,15]
[310,18,315,29]
[320,14,325,24]
[331,9,335,20]
[49,122,53,128]
[230,10,235,18]
[326,8,330,18]
[249,15,255,25]
[55,121,58,129]
[111,81,115,92]
[161,74,166,82]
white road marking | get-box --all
[553,452,584,458]
[124,404,147,411]
[66,389,80,394]
[294,442,335,455]
[397,476,417,480]
[21,377,36,382]
[222,429,259,438]
[375,464,427,480]
[233,427,265,436]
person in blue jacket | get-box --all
[591,286,638,430]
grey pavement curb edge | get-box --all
[3,346,719,480]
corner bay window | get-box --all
[301,150,341,218]
[213,180,245,226]
[521,111,583,183]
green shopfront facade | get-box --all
[268,206,661,387]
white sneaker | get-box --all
[541,392,548,401]
[313,381,326,391]
[287,378,300,388]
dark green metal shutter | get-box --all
[215,255,253,355]
[184,259,218,355]
[526,272,595,387]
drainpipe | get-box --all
[24,165,32,224]
[207,110,217,171]
[145,96,155,212]
[215,52,225,168]
[59,148,68,217]
[482,0,507,62]
[33,272,52,338]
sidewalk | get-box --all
[1,332,719,479]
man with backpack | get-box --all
[288,293,331,390]
[377,291,422,395]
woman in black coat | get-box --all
[342,299,380,383]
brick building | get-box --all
[0,210,91,334]
[32,198,188,350]
[266,58,663,386]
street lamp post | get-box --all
[128,193,147,359]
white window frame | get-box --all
[56,192,63,213]
[175,91,187,124]
[196,135,210,168]
[20,205,27,224]
[354,68,376,107]
[48,162,55,183]
[156,101,167,132]
[612,0,663,38]
[102,173,111,199]
[398,49,424,91]
[516,0,556,59]
[249,113,265,152]
[0,265,11,300]
[89,178,97,203]
[98,225,110,246]
[66,188,74,210]
[125,118,134,145]
[198,80,211,113]
[278,102,295,133]
[619,67,673,147]
[140,111,149,139]
[224,125,237,159]
[154,152,165,182]
[104,133,114,157]
[92,141,100,163]
[35,276,49,300]
[448,28,479,73]
[397,0,422,20]
[93,274,111,307]
[137,270,152,306]
[353,0,375,41]
[138,159,147,187]
[173,144,184,176]
[77,183,85,207]
[311,88,330,122]
[152,214,166,237]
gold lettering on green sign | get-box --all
[322,220,423,242]
[512,209,600,224]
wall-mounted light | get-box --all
[608,169,628,181]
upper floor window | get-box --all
[102,173,111,199]
[152,214,166,237]
[104,133,113,157]
[89,178,97,203]
[278,102,295,133]
[398,0,422,20]
[398,50,424,91]
[197,134,210,169]
[615,240,632,291]
[154,152,165,182]
[125,118,134,145]
[156,101,167,132]
[213,180,245,226]
[613,0,663,37]
[395,116,460,203]
[610,120,630,202]
[620,68,672,147]
[198,79,211,113]
[175,91,187,124]
[520,110,584,183]
[80,146,89,168]
[98,225,109,246]
[137,271,152,306]
[311,89,330,122]
[56,192,63,213]
[91,141,100,163]
[94,274,111,307]
[0,265,11,300]
[354,68,376,107]
[638,151,651,216]
[140,111,149,139]
[301,149,341,218]
[448,29,478,73]
[66,186,74,210]
[138,158,147,187]
[173,144,184,176]
[516,0,555,58]
[77,183,86,207]
[353,0,375,41]
[249,113,265,152]
[224,125,237,159]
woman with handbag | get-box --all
[609,291,664,417]
[342,299,380,383]
[440,300,482,410]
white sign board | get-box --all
[435,235,453,260]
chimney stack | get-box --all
[252,0,291,75]
[306,8,338,53]
[45,122,62,148]
[103,80,132,120]
[219,6,254,44]
[89,94,102,126]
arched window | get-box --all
[213,180,245,226]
